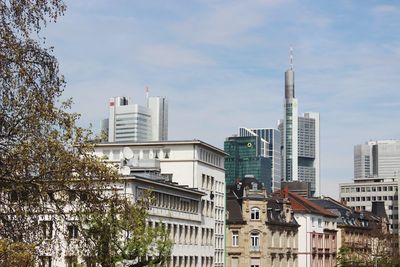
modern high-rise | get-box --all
[106,95,168,143]
[340,140,400,234]
[224,135,272,191]
[238,127,281,192]
[354,140,400,179]
[280,52,320,196]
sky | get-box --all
[43,0,400,199]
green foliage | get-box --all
[0,0,119,259]
[86,193,173,267]
[337,246,370,266]
[0,239,35,267]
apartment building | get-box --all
[226,177,299,267]
[275,189,338,267]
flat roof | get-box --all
[95,139,227,155]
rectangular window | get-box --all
[232,257,239,267]
[250,233,260,250]
[232,231,239,247]
[67,223,78,239]
[39,256,52,267]
[40,221,53,239]
[65,256,78,267]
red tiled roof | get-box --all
[275,189,337,218]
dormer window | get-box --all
[251,207,260,220]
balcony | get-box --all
[250,246,260,252]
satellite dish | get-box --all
[123,147,134,159]
[120,166,131,175]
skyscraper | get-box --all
[354,140,400,179]
[280,49,320,196]
[340,139,400,234]
[224,135,272,191]
[106,95,168,143]
[282,55,299,183]
[238,127,282,191]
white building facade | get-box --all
[354,140,400,179]
[93,140,226,267]
[107,95,168,143]
[340,178,398,233]
[340,140,400,233]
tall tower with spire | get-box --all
[283,47,299,182]
[280,48,320,196]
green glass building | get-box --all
[224,135,272,192]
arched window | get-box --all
[250,232,260,250]
[251,207,260,220]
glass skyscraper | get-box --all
[238,127,281,192]
[224,135,272,191]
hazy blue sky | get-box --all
[44,0,400,199]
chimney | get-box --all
[281,186,289,199]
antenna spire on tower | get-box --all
[145,86,150,106]
[289,46,294,70]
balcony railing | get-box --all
[250,246,260,252]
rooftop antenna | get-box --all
[145,86,150,106]
[289,46,294,70]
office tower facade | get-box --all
[238,127,282,192]
[280,54,320,196]
[354,140,400,179]
[107,95,168,143]
[298,112,320,196]
[147,96,168,141]
[224,135,272,191]
[340,139,400,233]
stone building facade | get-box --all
[226,177,299,267]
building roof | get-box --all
[226,178,298,227]
[124,173,206,196]
[275,189,337,218]
[308,197,387,230]
[226,198,245,224]
[95,139,227,155]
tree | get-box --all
[0,239,35,267]
[336,225,399,267]
[0,0,119,258]
[1,2,173,265]
[86,192,173,267]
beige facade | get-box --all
[226,178,299,267]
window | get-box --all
[250,232,260,250]
[232,231,239,247]
[251,208,260,220]
[318,219,322,227]
[67,223,78,239]
[65,256,78,267]
[84,257,96,267]
[232,257,239,267]
[39,256,52,267]
[40,221,53,239]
